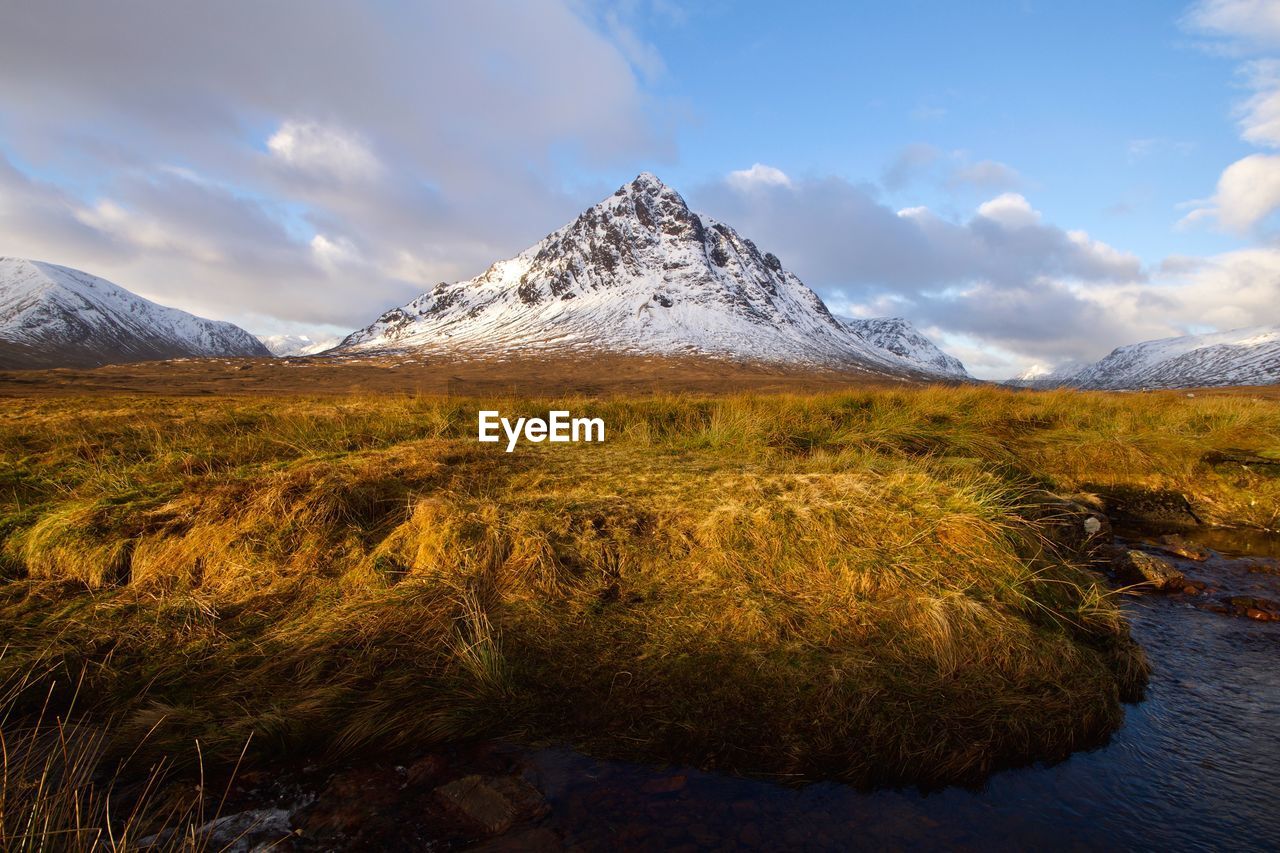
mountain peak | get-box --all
[628,171,668,191]
[338,179,967,379]
[605,172,693,222]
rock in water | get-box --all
[435,774,548,836]
[1112,550,1186,591]
[1154,534,1211,562]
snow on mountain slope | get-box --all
[339,174,959,378]
[1069,326,1280,389]
[1005,359,1090,388]
[259,333,342,357]
[837,316,968,379]
[0,257,270,370]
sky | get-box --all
[1,0,1279,378]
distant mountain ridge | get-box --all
[338,173,966,380]
[259,333,342,357]
[1071,326,1280,389]
[1006,326,1280,390]
[0,257,269,370]
[838,316,968,379]
[1006,359,1091,389]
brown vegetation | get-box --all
[2,380,1278,844]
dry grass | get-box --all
[0,654,257,851]
[0,383,1277,831]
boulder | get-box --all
[1082,485,1203,527]
[435,774,548,836]
[1111,549,1185,592]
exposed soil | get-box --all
[2,353,1276,399]
[0,353,924,398]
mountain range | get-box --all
[0,257,268,370]
[1008,326,1280,390]
[4,172,1277,390]
[258,334,342,357]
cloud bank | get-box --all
[694,163,1280,376]
[0,0,674,334]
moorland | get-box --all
[2,365,1279,847]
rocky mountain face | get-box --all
[0,257,269,370]
[259,334,342,357]
[1069,326,1280,390]
[837,316,969,379]
[1007,326,1280,390]
[339,174,966,379]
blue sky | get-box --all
[640,1,1241,258]
[1,0,1279,377]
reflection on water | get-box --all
[528,530,1280,852]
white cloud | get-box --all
[726,163,793,190]
[75,199,223,263]
[975,193,1040,228]
[1183,0,1280,52]
[1182,2,1280,232]
[1183,152,1280,231]
[702,175,1142,292]
[310,234,362,271]
[927,245,1280,378]
[1065,230,1134,268]
[1150,246,1280,328]
[267,121,383,182]
[1234,60,1280,146]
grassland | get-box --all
[2,382,1279,844]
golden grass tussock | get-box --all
[0,383,1278,811]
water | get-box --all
[524,529,1280,851]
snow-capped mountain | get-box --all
[838,316,968,379]
[1068,326,1280,390]
[258,333,342,357]
[1006,359,1091,389]
[339,174,964,379]
[0,257,269,370]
